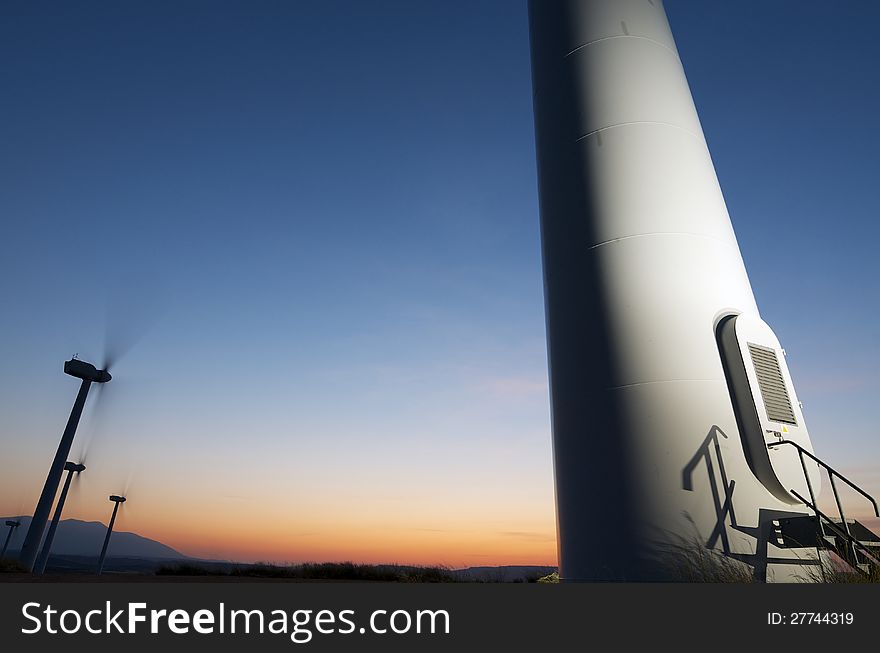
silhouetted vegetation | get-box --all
[0,558,28,573]
[157,561,460,582]
[155,563,212,576]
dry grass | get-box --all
[660,538,756,583]
[798,552,880,584]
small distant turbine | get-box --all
[19,358,111,571]
[2,520,21,558]
[34,462,85,575]
[96,495,126,576]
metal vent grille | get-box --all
[748,343,797,425]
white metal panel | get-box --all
[531,0,678,60]
[567,36,703,138]
[578,124,739,246]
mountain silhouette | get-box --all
[1,516,185,559]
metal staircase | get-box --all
[768,440,880,576]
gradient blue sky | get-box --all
[1,1,878,563]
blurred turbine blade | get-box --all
[102,280,167,372]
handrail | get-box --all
[767,440,880,517]
[789,489,880,570]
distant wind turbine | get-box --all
[96,495,126,575]
[34,461,85,575]
[2,520,21,558]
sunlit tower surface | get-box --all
[18,359,111,571]
[34,461,85,575]
[96,495,126,576]
[524,0,876,580]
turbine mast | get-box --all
[34,462,85,575]
[1,520,20,558]
[528,0,819,580]
[96,495,126,575]
[19,359,109,571]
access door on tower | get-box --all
[718,314,821,504]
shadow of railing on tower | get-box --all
[683,425,738,554]
[680,425,819,581]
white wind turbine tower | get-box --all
[528,0,879,580]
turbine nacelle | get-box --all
[5,520,20,528]
[64,462,86,473]
[109,495,126,504]
[64,359,111,383]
